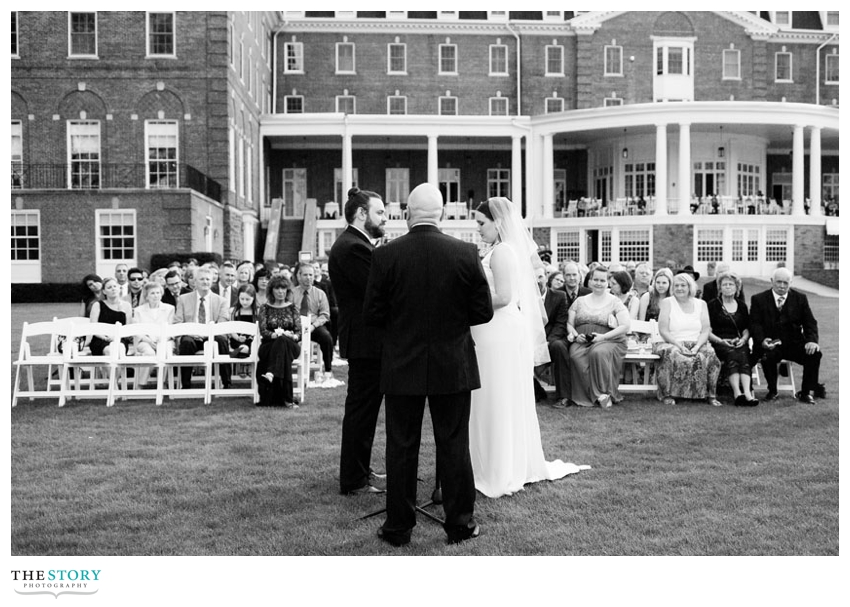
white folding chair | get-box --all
[160,322,212,403]
[292,315,314,402]
[58,321,121,407]
[208,321,260,403]
[48,316,91,391]
[13,320,68,406]
[111,322,166,406]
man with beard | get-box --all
[328,187,389,495]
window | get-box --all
[822,173,839,202]
[490,44,508,75]
[11,120,22,188]
[438,168,460,202]
[723,48,740,80]
[147,12,175,57]
[545,97,564,114]
[285,41,303,73]
[487,168,510,198]
[824,11,839,28]
[545,44,564,76]
[624,163,656,198]
[439,43,457,74]
[387,95,407,115]
[238,137,245,198]
[600,230,612,263]
[656,44,691,76]
[764,229,788,262]
[11,211,41,283]
[555,230,580,263]
[604,45,622,76]
[489,96,508,116]
[336,41,355,73]
[696,228,724,262]
[824,235,838,269]
[736,163,760,198]
[333,168,357,203]
[146,120,178,189]
[69,12,97,57]
[825,53,838,84]
[336,95,355,114]
[12,11,18,57]
[97,210,136,267]
[68,121,100,189]
[285,95,304,114]
[228,126,236,192]
[774,11,791,26]
[775,51,792,82]
[439,96,458,116]
[228,22,234,69]
[619,229,651,263]
[604,96,623,107]
[386,168,409,203]
[388,43,406,74]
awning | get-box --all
[825,218,839,235]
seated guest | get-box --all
[162,269,191,307]
[174,266,232,390]
[562,261,591,309]
[702,262,746,303]
[532,267,571,408]
[252,267,270,307]
[608,270,640,319]
[257,275,302,407]
[707,271,757,406]
[292,261,336,384]
[638,267,674,322]
[566,265,631,408]
[88,277,133,356]
[655,273,721,406]
[213,261,238,307]
[750,267,823,404]
[236,260,255,290]
[229,284,258,358]
[632,262,653,298]
[313,261,339,347]
[80,273,104,318]
[123,267,146,309]
[132,281,175,385]
[675,265,702,299]
[183,267,196,291]
[547,270,567,294]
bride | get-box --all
[469,197,589,498]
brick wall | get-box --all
[653,224,694,269]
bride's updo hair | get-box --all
[475,199,494,221]
[344,186,382,224]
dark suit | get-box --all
[174,290,232,389]
[564,286,592,311]
[328,226,385,493]
[162,286,191,308]
[211,283,238,308]
[533,288,571,401]
[749,288,821,395]
[314,277,338,345]
[364,224,493,543]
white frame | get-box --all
[825,53,838,84]
[545,97,564,114]
[604,96,623,107]
[336,41,356,74]
[545,44,564,76]
[489,97,508,116]
[145,120,179,189]
[68,11,98,58]
[336,95,356,114]
[722,48,741,80]
[67,120,101,190]
[489,44,508,76]
[439,96,458,116]
[604,44,623,76]
[146,11,176,58]
[284,41,304,73]
[12,119,23,188]
[439,43,457,75]
[95,209,137,279]
[487,168,510,198]
[11,210,42,283]
[388,42,407,74]
[284,95,304,114]
[12,11,19,57]
[386,168,410,204]
[775,51,793,82]
[387,95,407,115]
[772,11,791,27]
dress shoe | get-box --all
[550,398,570,409]
[747,398,759,406]
[734,395,748,407]
[368,469,387,482]
[342,484,385,496]
[813,384,827,399]
[795,391,815,405]
[763,390,779,402]
[447,523,480,545]
[377,525,410,547]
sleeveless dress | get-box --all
[89,302,127,355]
[469,244,589,498]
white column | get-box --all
[511,135,524,211]
[654,124,668,216]
[677,123,691,215]
[541,134,554,219]
[342,133,353,193]
[427,135,438,187]
[809,126,822,216]
[792,125,805,216]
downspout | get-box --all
[815,32,837,106]
[506,23,521,116]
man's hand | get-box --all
[762,338,777,350]
[804,341,820,355]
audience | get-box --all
[256,275,302,407]
[252,267,270,307]
[229,284,258,358]
[132,281,175,385]
[292,261,336,385]
[638,268,674,322]
[162,269,191,308]
[562,261,590,309]
[88,277,133,356]
[632,263,653,298]
[114,263,130,297]
[80,273,104,318]
[608,270,640,319]
[123,267,146,308]
[702,262,746,303]
[533,267,572,409]
[214,261,238,307]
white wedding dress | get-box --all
[469,244,590,498]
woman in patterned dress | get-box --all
[256,275,301,407]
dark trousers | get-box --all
[311,325,334,372]
[339,358,383,492]
[533,338,571,401]
[383,392,475,541]
[178,335,231,389]
[761,344,822,394]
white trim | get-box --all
[284,41,304,73]
[604,44,623,76]
[439,43,458,75]
[387,96,408,115]
[335,41,356,74]
[722,48,741,80]
[489,44,508,76]
[11,210,42,283]
[438,96,458,116]
[67,11,98,59]
[387,42,407,74]
[146,11,176,58]
[144,119,179,189]
[545,44,564,76]
[95,209,137,279]
[775,50,793,82]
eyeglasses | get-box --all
[166,282,181,287]
[129,277,144,281]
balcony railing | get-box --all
[11,162,222,203]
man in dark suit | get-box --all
[211,261,238,308]
[328,187,387,496]
[533,267,572,408]
[749,267,823,404]
[162,269,191,308]
[364,183,493,547]
[562,261,591,310]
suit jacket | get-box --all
[162,286,192,308]
[542,288,568,342]
[174,290,230,325]
[564,286,591,311]
[749,288,818,360]
[328,225,383,360]
[364,224,493,396]
[211,283,238,308]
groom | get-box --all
[363,182,493,546]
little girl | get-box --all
[230,284,258,358]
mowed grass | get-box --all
[9,284,839,556]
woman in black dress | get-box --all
[256,275,302,407]
[707,271,758,406]
[88,277,133,356]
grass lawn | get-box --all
[8,284,839,560]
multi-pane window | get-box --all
[12,11,18,56]
[731,228,759,263]
[228,126,235,192]
[656,45,690,75]
[765,229,788,262]
[487,168,510,198]
[388,95,407,115]
[619,229,651,263]
[69,12,97,57]
[439,96,458,116]
[97,210,136,262]
[723,49,740,79]
[824,11,838,27]
[336,41,355,73]
[775,51,792,82]
[68,121,100,189]
[439,43,457,74]
[599,230,612,263]
[148,12,175,57]
[146,120,178,189]
[388,43,406,74]
[336,95,355,114]
[825,53,838,84]
[11,120,23,188]
[774,11,791,26]
[285,95,303,114]
[545,97,564,114]
[11,211,40,261]
[824,235,838,269]
[545,44,564,75]
[604,96,623,107]
[822,173,838,201]
[284,41,303,72]
[696,229,724,262]
[624,163,656,198]
[604,45,622,76]
[736,163,760,198]
[489,97,508,116]
[490,44,508,75]
[555,230,580,263]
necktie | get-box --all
[299,290,311,317]
[198,296,206,324]
[777,296,785,312]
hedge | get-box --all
[149,252,223,271]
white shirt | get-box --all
[772,290,787,309]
